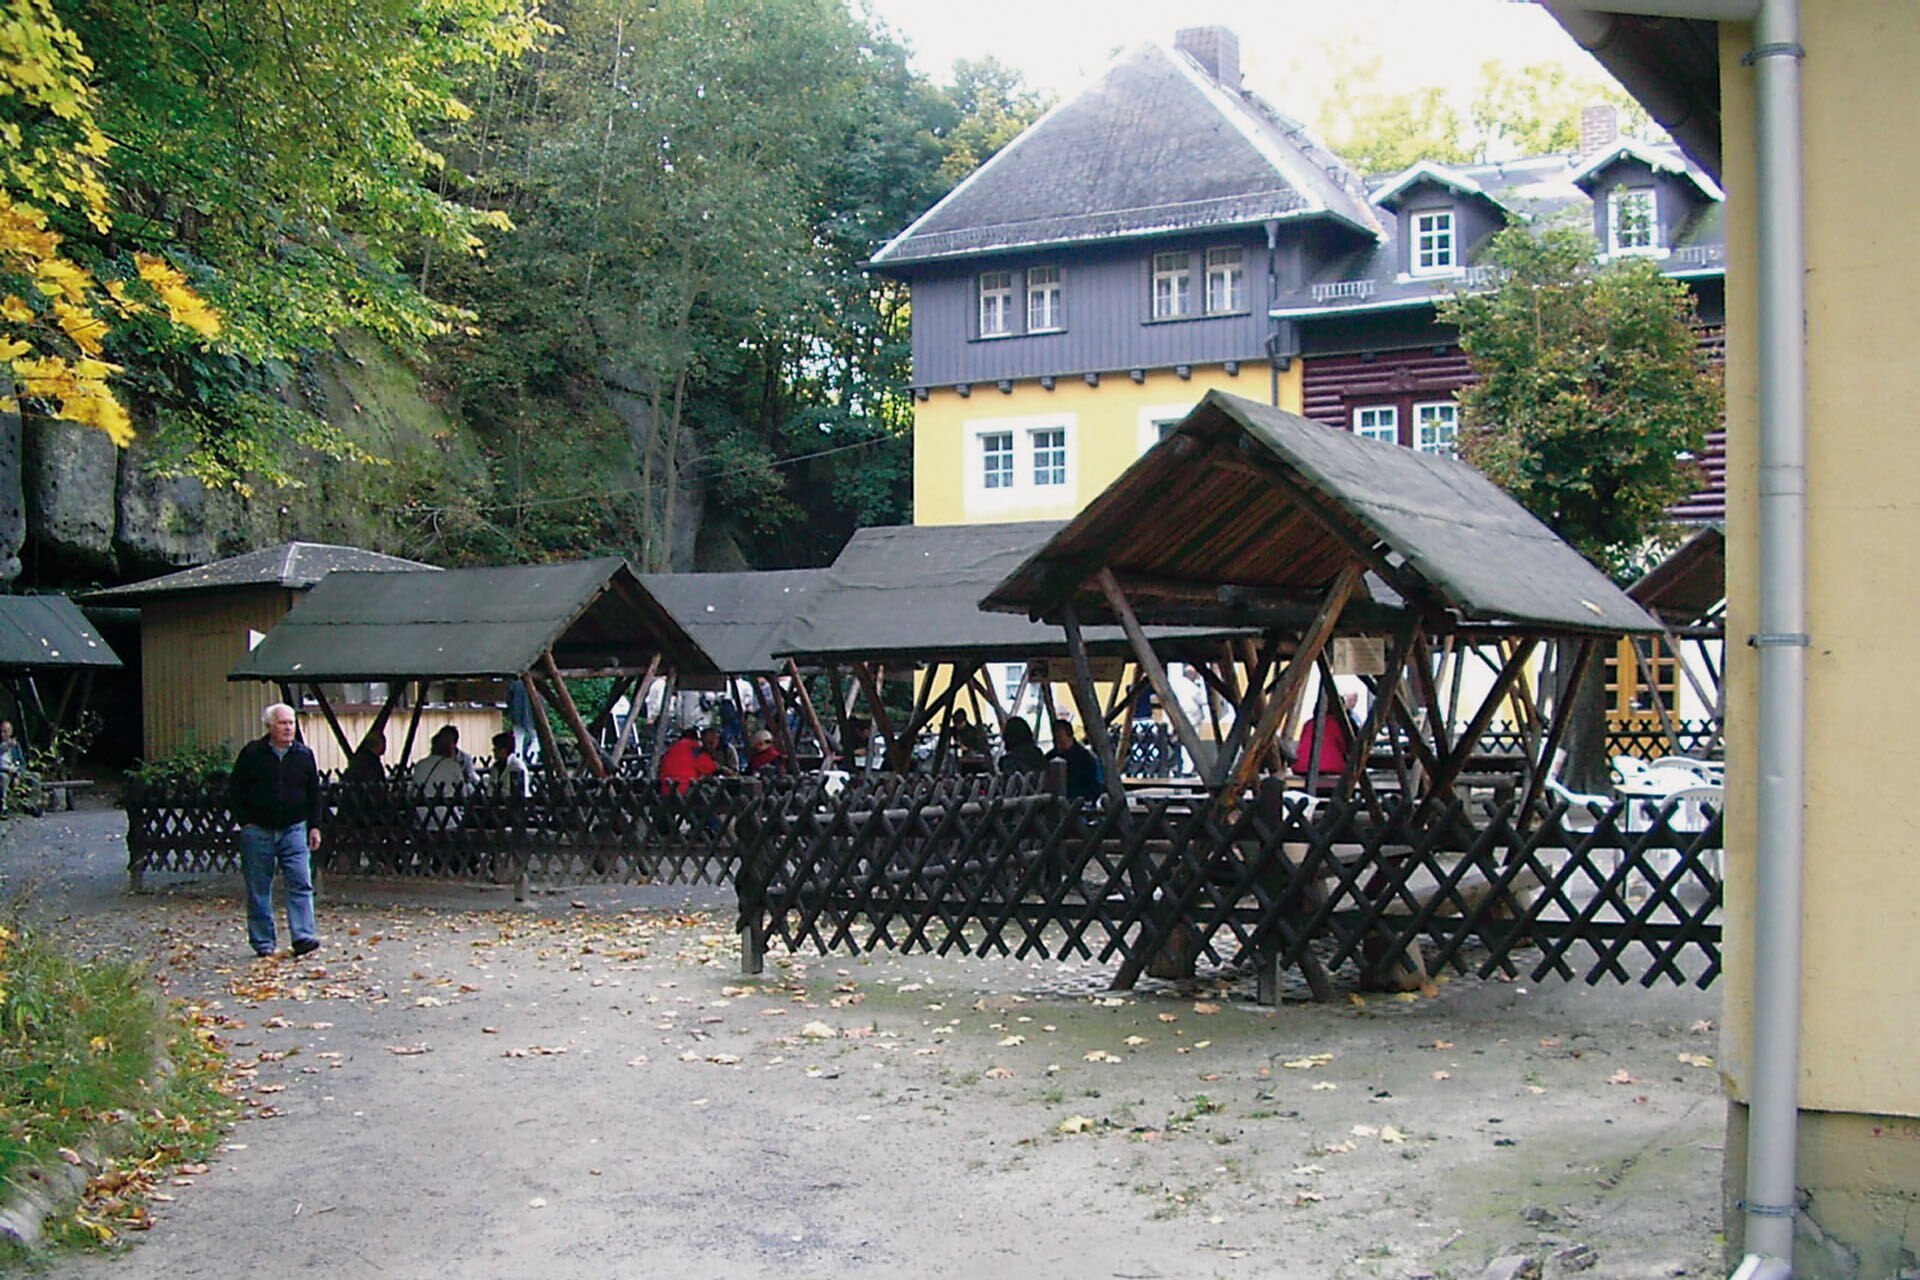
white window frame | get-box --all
[980,430,1014,490]
[1151,251,1192,319]
[1353,405,1399,444]
[1205,246,1246,314]
[963,415,1078,517]
[979,270,1014,337]
[1026,265,1063,332]
[1414,401,1458,456]
[1608,186,1660,256]
[1411,209,1457,277]
[1137,402,1195,456]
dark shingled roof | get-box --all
[79,542,435,605]
[638,569,829,675]
[773,522,1248,665]
[1628,526,1725,627]
[0,596,123,671]
[870,42,1376,268]
[983,391,1662,639]
[230,559,717,682]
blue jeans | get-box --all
[241,822,317,955]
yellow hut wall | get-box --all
[1718,9,1920,1271]
[141,591,300,763]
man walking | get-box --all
[229,703,323,958]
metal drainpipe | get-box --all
[1741,0,1807,1272]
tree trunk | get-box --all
[1553,638,1611,792]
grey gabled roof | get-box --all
[773,522,1249,665]
[230,558,718,683]
[983,391,1661,639]
[78,541,435,605]
[1628,525,1725,627]
[638,569,829,675]
[870,41,1376,269]
[0,595,122,671]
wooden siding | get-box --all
[906,231,1277,387]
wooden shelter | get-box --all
[774,521,1252,774]
[229,558,718,778]
[1625,525,1726,758]
[984,390,1665,815]
[0,594,123,763]
[637,568,832,768]
[78,542,434,770]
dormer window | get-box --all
[1609,186,1659,255]
[1412,210,1457,276]
[1152,252,1193,318]
[979,271,1014,337]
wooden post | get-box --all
[522,672,567,780]
[851,662,898,769]
[1060,602,1131,812]
[1414,638,1538,828]
[542,652,607,778]
[306,683,356,760]
[362,683,406,754]
[788,659,835,764]
[1518,637,1598,829]
[1097,568,1216,785]
[650,670,678,772]
[608,653,661,768]
[399,681,429,763]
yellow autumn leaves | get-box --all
[1,1,221,445]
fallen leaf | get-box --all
[529,1197,547,1208]
[385,1044,430,1056]
[984,1067,1015,1080]
[1322,1140,1356,1154]
[1193,1001,1221,1015]
[1124,1035,1149,1047]
[705,1053,741,1066]
[999,1035,1026,1047]
[1527,1085,1547,1095]
[1380,1125,1406,1144]
[1431,1040,1454,1050]
[1351,1124,1378,1137]
[1678,1052,1715,1069]
[1158,1013,1178,1023]
[1084,1050,1122,1063]
[1058,1115,1096,1134]
[1293,1191,1324,1205]
[799,1021,837,1040]
[1608,1069,1635,1085]
[1311,1081,1338,1091]
[1432,1070,1452,1081]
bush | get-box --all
[126,738,233,789]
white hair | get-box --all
[262,702,296,726]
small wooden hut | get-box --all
[0,594,124,767]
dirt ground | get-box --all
[2,803,1729,1280]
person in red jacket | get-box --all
[746,729,786,777]
[1294,691,1358,788]
[657,727,718,796]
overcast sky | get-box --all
[860,0,1615,121]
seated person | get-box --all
[746,729,786,777]
[1047,719,1103,803]
[342,731,387,785]
[948,708,990,760]
[658,727,718,796]
[410,725,478,827]
[699,724,739,773]
[996,717,1048,778]
[488,730,529,803]
[1294,691,1357,789]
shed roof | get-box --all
[1628,525,1725,627]
[0,595,123,671]
[638,569,829,675]
[79,541,435,605]
[229,558,718,683]
[774,522,1249,665]
[982,391,1661,639]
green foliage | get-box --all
[1468,61,1653,161]
[935,57,1051,182]
[126,736,233,788]
[0,919,234,1253]
[1317,60,1471,174]
[1440,227,1723,578]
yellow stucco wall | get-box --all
[912,362,1302,526]
[1720,10,1920,1119]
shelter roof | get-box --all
[868,41,1376,269]
[79,541,435,605]
[774,522,1249,665]
[0,596,123,671]
[230,559,718,683]
[1628,525,1725,627]
[982,391,1662,639]
[638,569,829,675]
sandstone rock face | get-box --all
[0,406,26,582]
[24,420,118,574]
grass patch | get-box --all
[0,919,234,1257]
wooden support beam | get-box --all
[1518,637,1597,828]
[587,674,636,740]
[851,662,898,768]
[362,683,406,752]
[523,672,567,780]
[608,654,661,768]
[1096,568,1215,786]
[650,671,678,770]
[1061,602,1131,812]
[1221,562,1365,805]
[788,659,835,764]
[1339,625,1419,806]
[399,681,429,763]
[305,683,356,760]
[1414,638,1537,827]
[542,651,607,778]
[1216,635,1280,776]
[970,667,1010,734]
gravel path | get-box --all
[4,803,1729,1279]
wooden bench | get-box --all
[42,779,94,811]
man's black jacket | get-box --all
[229,737,323,831]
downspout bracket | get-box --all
[1747,632,1809,647]
[1735,1198,1798,1219]
[1742,41,1805,65]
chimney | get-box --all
[1175,26,1241,92]
[1579,104,1620,157]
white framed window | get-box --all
[1027,266,1063,332]
[964,415,1077,517]
[981,431,1014,489]
[1414,401,1458,455]
[1608,186,1659,255]
[1136,403,1194,456]
[979,270,1014,336]
[1152,252,1192,318]
[1031,426,1067,486]
[1353,405,1399,444]
[1205,246,1246,313]
[1411,210,1456,276]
